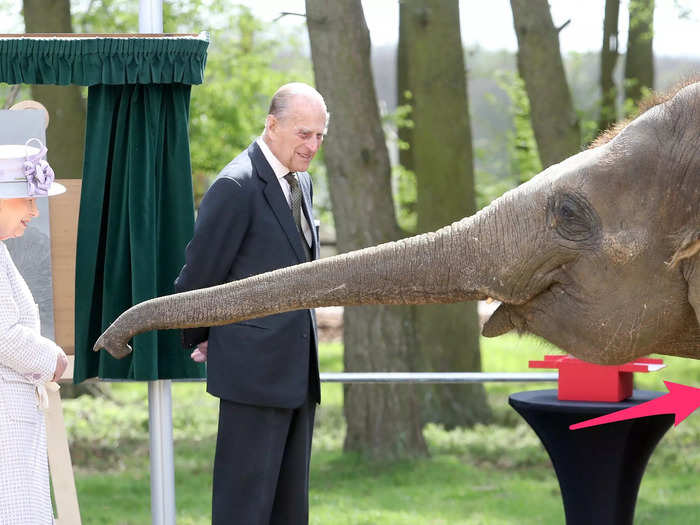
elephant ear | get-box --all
[688,258,700,326]
[671,229,700,325]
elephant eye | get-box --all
[548,192,599,242]
[560,203,576,220]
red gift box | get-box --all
[529,355,665,402]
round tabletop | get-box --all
[509,389,665,415]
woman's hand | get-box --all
[52,351,68,381]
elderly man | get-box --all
[174,82,327,524]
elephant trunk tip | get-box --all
[92,326,134,359]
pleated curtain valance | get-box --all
[0,33,208,381]
[0,34,208,85]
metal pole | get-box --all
[319,372,558,383]
[148,380,176,525]
[177,371,559,384]
[138,3,173,525]
[148,381,164,525]
[139,0,163,33]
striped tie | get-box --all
[284,172,303,234]
[284,172,311,261]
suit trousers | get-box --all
[212,395,316,525]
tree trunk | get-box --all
[510,0,580,168]
[598,0,621,132]
[23,0,86,180]
[399,0,491,428]
[305,0,428,459]
[624,0,655,107]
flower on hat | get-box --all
[0,138,64,198]
[23,144,55,197]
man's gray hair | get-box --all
[267,82,330,133]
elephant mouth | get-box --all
[480,262,573,338]
[480,284,560,337]
[482,302,521,336]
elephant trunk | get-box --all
[94,214,498,358]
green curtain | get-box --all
[74,82,205,381]
[0,36,207,381]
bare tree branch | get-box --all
[273,11,307,22]
[3,85,21,109]
[557,19,571,32]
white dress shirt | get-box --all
[256,136,312,248]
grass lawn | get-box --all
[64,334,700,524]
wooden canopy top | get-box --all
[0,33,202,38]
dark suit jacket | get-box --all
[174,141,320,408]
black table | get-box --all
[509,389,674,525]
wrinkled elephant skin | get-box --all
[95,82,700,365]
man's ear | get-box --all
[266,114,277,136]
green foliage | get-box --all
[62,382,218,468]
[474,166,518,211]
[72,0,139,33]
[577,107,601,148]
[74,440,213,524]
[62,394,148,467]
[72,0,224,34]
[72,430,700,525]
[628,0,656,42]
[564,51,604,146]
[317,341,344,406]
[496,71,542,185]
[424,422,548,468]
[0,83,31,108]
[188,8,291,202]
[391,163,417,233]
[186,6,314,205]
[67,337,700,523]
[623,80,655,118]
[474,71,542,210]
[385,95,414,150]
[70,1,315,207]
[382,99,417,233]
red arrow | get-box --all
[570,381,700,430]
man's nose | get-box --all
[307,137,322,154]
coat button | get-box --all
[302,332,308,339]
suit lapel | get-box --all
[250,142,308,263]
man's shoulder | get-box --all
[216,146,257,186]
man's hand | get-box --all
[191,341,208,363]
[53,351,68,381]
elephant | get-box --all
[94,81,700,365]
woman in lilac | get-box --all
[0,140,68,524]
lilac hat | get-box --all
[0,138,66,198]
